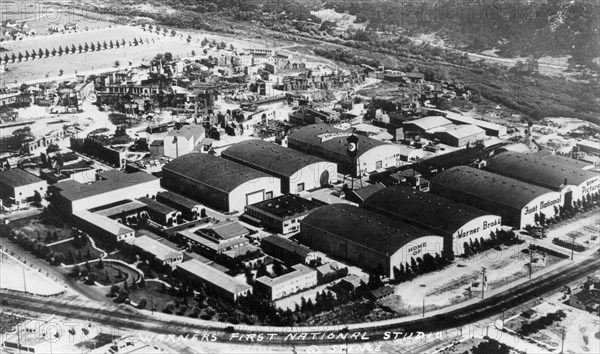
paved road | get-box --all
[1,254,597,346]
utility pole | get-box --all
[481,267,487,299]
[22,267,27,293]
[529,250,533,279]
[560,326,566,353]
[422,298,425,317]
[570,236,575,260]
[151,296,154,315]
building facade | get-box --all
[244,194,321,234]
[162,154,281,212]
[0,168,48,206]
[221,139,337,193]
[300,204,444,278]
[430,166,562,229]
[255,264,318,301]
[363,185,502,255]
[287,124,403,176]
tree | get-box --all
[171,29,176,36]
[114,60,120,67]
[191,50,196,56]
[367,273,384,289]
[32,190,42,204]
[96,258,104,269]
[203,48,208,55]
[59,69,64,76]
[230,44,235,51]
[272,260,284,277]
[138,297,147,309]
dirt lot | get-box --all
[387,242,565,314]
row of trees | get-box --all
[392,252,453,284]
[2,37,150,64]
[463,229,522,258]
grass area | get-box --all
[48,239,103,265]
[86,262,138,286]
[7,213,73,245]
[0,313,24,334]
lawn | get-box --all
[48,237,103,265]
[7,213,73,245]
[84,261,139,286]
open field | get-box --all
[0,250,65,295]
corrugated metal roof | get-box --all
[363,185,494,236]
[486,152,599,190]
[162,153,274,193]
[430,166,558,209]
[301,204,435,254]
[221,139,328,178]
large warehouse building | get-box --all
[300,204,444,278]
[221,139,337,193]
[485,152,600,205]
[53,170,161,213]
[362,185,501,255]
[287,124,403,176]
[162,153,281,213]
[430,166,562,229]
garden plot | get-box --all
[0,250,64,295]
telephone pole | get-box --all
[481,267,487,299]
[529,250,533,279]
[560,326,566,353]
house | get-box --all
[176,259,252,302]
[569,275,600,313]
[316,262,348,284]
[367,286,395,300]
[243,194,321,234]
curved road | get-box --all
[2,255,597,346]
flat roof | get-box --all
[95,200,147,218]
[177,259,251,294]
[430,166,558,210]
[288,124,387,157]
[247,194,320,218]
[133,235,182,261]
[486,152,599,190]
[363,185,495,236]
[221,139,329,178]
[163,153,274,193]
[404,116,452,131]
[256,264,315,287]
[72,210,134,236]
[301,204,436,255]
[0,168,45,188]
[55,170,157,201]
[261,235,314,258]
[156,191,202,210]
[437,124,486,139]
[138,197,178,216]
